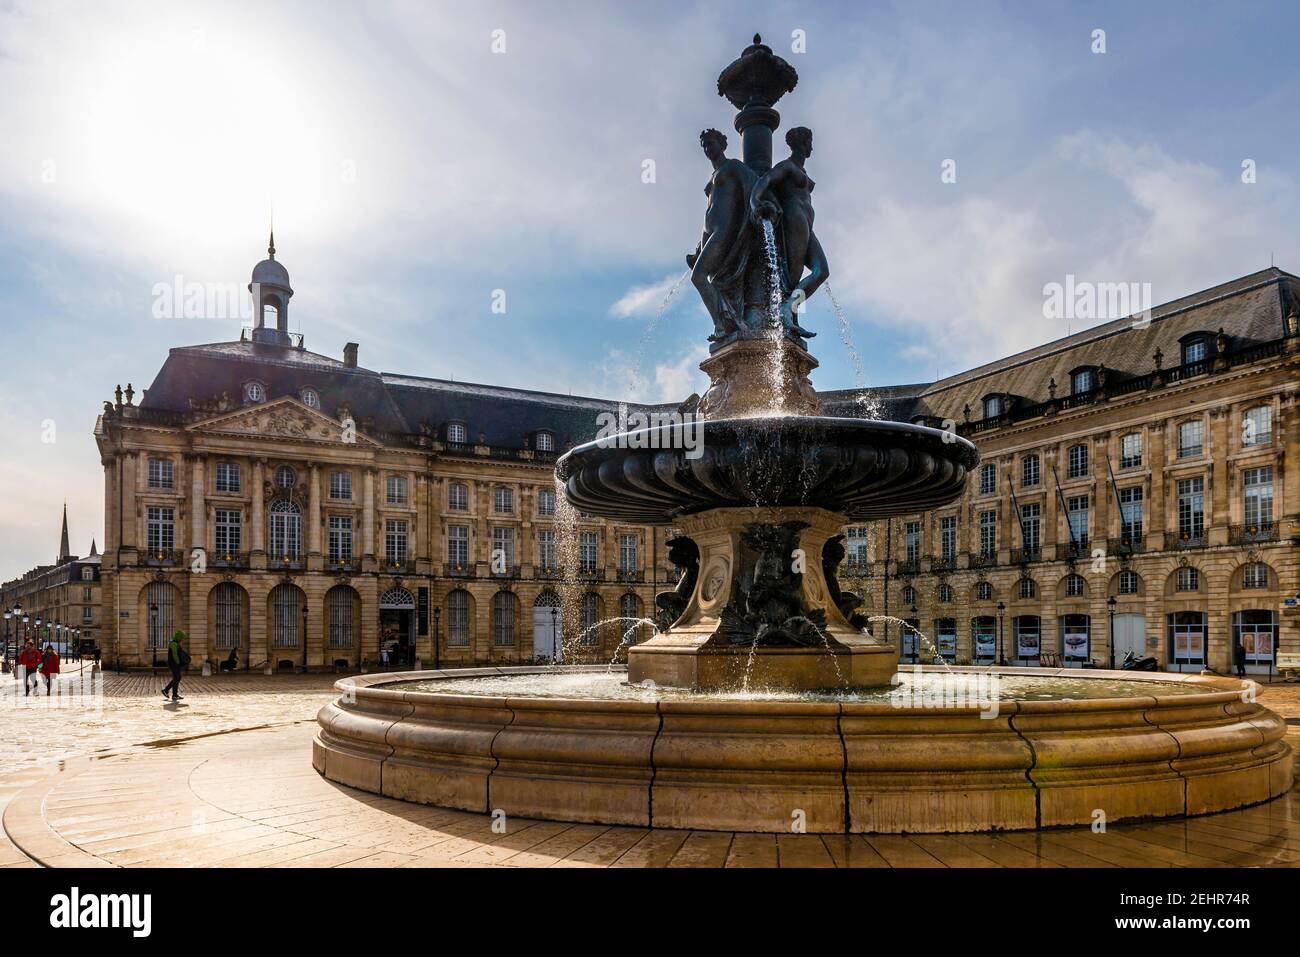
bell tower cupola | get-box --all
[248,231,295,346]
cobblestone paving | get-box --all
[0,670,1297,868]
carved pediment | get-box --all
[186,397,381,447]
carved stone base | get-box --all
[697,338,821,418]
[629,506,897,691]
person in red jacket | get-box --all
[17,639,41,697]
[40,643,60,693]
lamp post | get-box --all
[149,604,159,669]
[302,604,308,671]
[2,610,10,674]
[909,603,919,664]
[996,601,1006,666]
[551,606,559,663]
[1107,595,1117,670]
[433,607,441,671]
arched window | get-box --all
[535,431,555,452]
[213,582,243,649]
[327,586,358,648]
[447,590,471,647]
[1118,570,1139,595]
[975,581,993,601]
[580,592,600,646]
[983,394,1003,419]
[1241,563,1270,590]
[492,591,517,646]
[446,422,468,444]
[269,584,302,648]
[902,585,917,605]
[938,583,953,603]
[618,593,647,646]
[379,587,415,609]
[269,499,301,560]
[1019,578,1036,600]
[144,581,178,650]
[1176,566,1200,592]
[1064,574,1086,598]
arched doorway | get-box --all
[379,586,416,667]
[210,581,248,669]
[142,581,180,663]
[268,584,305,669]
[532,590,562,662]
[326,585,361,668]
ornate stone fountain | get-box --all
[555,35,978,691]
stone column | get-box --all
[251,458,266,568]
[119,452,138,551]
[1093,432,1110,550]
[1209,409,1230,546]
[307,465,322,569]
[1043,448,1059,559]
[1146,425,1166,550]
[362,469,376,564]
[102,456,118,555]
[189,454,206,556]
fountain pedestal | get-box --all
[628,506,897,691]
[697,338,821,418]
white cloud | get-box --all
[609,272,689,319]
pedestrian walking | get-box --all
[40,643,60,693]
[1233,641,1247,679]
[380,645,390,669]
[18,638,42,697]
[161,629,190,702]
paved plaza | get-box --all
[0,669,1297,868]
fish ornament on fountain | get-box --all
[556,36,980,691]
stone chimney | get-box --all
[344,342,359,368]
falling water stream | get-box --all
[760,218,788,414]
[629,268,691,398]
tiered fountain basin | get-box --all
[313,666,1292,834]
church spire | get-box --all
[58,502,70,563]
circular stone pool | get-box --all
[313,665,1292,834]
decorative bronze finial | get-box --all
[268,230,276,260]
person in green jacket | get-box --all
[161,629,188,702]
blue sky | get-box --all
[2,0,1300,577]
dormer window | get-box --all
[535,430,555,452]
[245,381,266,404]
[982,394,1003,419]
[1070,367,1096,395]
[1181,334,1209,366]
[300,388,319,410]
[447,422,468,444]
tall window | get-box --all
[144,582,176,650]
[903,585,917,605]
[492,591,517,646]
[580,532,599,574]
[904,521,921,563]
[537,488,556,516]
[979,510,997,558]
[269,584,302,648]
[846,527,869,566]
[1118,570,1139,595]
[491,526,515,570]
[1242,405,1273,446]
[1065,574,1085,598]
[1014,615,1041,660]
[979,464,996,495]
[328,515,353,563]
[1242,466,1274,526]
[619,593,644,645]
[449,482,468,511]
[1176,566,1200,592]
[975,581,993,601]
[580,592,600,645]
[494,487,514,514]
[385,520,409,564]
[939,516,957,563]
[1119,487,1143,542]
[214,509,241,556]
[327,587,355,648]
[1020,502,1040,553]
[329,471,352,500]
[148,458,174,489]
[146,506,175,552]
[1021,454,1040,488]
[214,582,242,649]
[1177,477,1204,538]
[269,500,301,560]
[535,431,555,452]
[446,422,468,444]
[1019,578,1036,599]
[447,590,470,646]
[447,525,469,567]
[938,583,953,603]
[386,474,408,505]
[215,462,241,493]
[1242,563,1270,590]
[537,529,556,569]
[1120,433,1142,469]
[1066,495,1089,544]
[1067,443,1089,479]
[1178,420,1204,458]
[619,534,639,573]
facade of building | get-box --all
[847,268,1300,675]
[0,505,102,656]
[94,242,671,670]
[93,242,1299,675]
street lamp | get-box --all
[1107,595,1117,670]
[302,604,309,671]
[996,601,1006,666]
[551,606,559,663]
[909,603,919,664]
[2,610,10,674]
[433,607,441,671]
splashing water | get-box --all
[599,617,660,669]
[867,615,952,672]
[551,477,586,660]
[630,268,691,397]
[823,282,884,419]
[760,218,788,414]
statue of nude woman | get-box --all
[688,129,757,342]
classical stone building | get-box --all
[846,268,1299,675]
[94,241,671,670]
[0,505,102,657]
